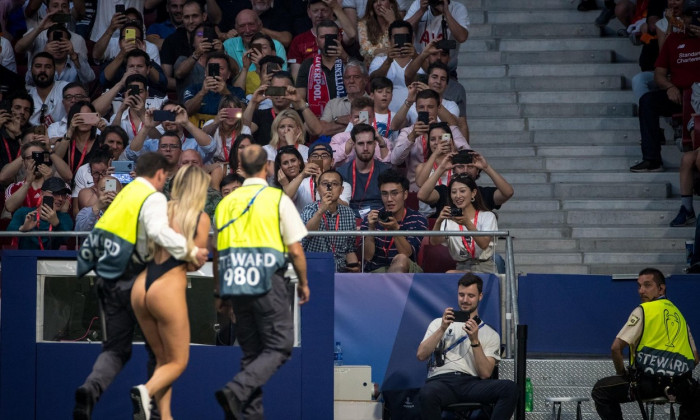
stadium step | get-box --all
[454,0,692,275]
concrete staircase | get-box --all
[458,0,693,275]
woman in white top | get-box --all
[415,122,457,216]
[430,174,497,273]
[263,109,309,176]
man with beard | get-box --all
[161,0,208,91]
[336,123,392,217]
[27,52,68,126]
[416,273,517,418]
[0,92,36,175]
[329,96,392,166]
[147,0,185,49]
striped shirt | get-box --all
[300,202,358,271]
[360,207,427,271]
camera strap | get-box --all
[441,14,449,40]
[459,211,479,258]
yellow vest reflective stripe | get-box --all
[215,184,287,296]
[633,299,695,377]
[77,180,155,280]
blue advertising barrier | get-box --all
[0,250,334,420]
[334,273,502,390]
[518,273,700,355]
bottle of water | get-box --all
[525,377,533,412]
[334,341,343,366]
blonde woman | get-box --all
[130,165,211,420]
[263,109,309,175]
[358,0,402,64]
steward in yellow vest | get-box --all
[592,268,700,420]
[77,179,155,280]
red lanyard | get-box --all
[421,135,428,161]
[309,177,315,200]
[221,131,235,162]
[459,210,479,259]
[70,139,91,173]
[270,108,276,120]
[128,114,141,137]
[2,137,20,161]
[382,208,407,257]
[351,159,374,201]
[321,210,340,253]
[433,162,451,186]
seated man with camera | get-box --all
[405,0,470,71]
[360,168,427,273]
[417,273,517,419]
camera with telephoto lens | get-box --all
[378,209,392,223]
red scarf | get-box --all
[308,54,331,117]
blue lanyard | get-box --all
[444,321,485,354]
[217,186,266,232]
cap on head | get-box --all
[309,142,333,156]
[41,177,71,194]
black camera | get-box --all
[378,209,392,223]
[451,150,473,165]
[450,206,462,217]
[436,39,457,50]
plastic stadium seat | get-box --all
[417,237,456,273]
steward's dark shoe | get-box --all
[215,387,242,420]
[630,160,664,172]
[73,386,95,420]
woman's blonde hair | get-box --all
[269,109,305,149]
[163,165,210,254]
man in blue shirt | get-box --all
[146,0,185,49]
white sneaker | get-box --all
[130,385,151,420]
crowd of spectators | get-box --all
[0,0,516,273]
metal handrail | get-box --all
[0,229,519,356]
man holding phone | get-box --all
[391,88,469,191]
[15,0,89,63]
[29,25,95,86]
[318,61,371,137]
[330,97,392,166]
[7,176,74,250]
[183,53,245,125]
[369,20,417,113]
[416,273,517,419]
[295,20,349,118]
[75,176,122,231]
[300,168,359,272]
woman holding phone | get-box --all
[414,122,458,216]
[430,174,498,274]
[130,165,211,420]
[54,101,103,174]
